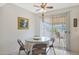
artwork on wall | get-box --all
[73,18,77,27]
[18,17,29,30]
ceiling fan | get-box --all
[34,3,53,12]
[34,3,53,22]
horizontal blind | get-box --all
[52,16,65,24]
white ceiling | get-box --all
[0,3,79,14]
[14,3,79,13]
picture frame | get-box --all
[18,17,29,30]
[73,18,77,27]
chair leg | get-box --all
[42,49,47,55]
[27,51,30,55]
[24,50,28,54]
[46,48,50,54]
[53,47,56,55]
[18,49,20,55]
[45,48,47,55]
[24,50,30,55]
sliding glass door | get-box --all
[52,13,70,50]
[40,13,70,50]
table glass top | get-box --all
[25,37,51,43]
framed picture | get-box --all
[73,18,77,27]
[18,17,29,30]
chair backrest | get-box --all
[17,39,24,47]
[50,38,55,43]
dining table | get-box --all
[25,36,51,55]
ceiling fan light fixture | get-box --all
[40,8,46,13]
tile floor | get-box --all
[8,47,73,55]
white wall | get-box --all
[70,6,79,53]
[0,4,36,54]
[0,7,3,52]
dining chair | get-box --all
[32,43,47,55]
[47,38,56,55]
[17,39,30,55]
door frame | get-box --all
[65,12,71,51]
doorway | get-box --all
[40,12,70,51]
[51,13,70,50]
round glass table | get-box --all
[25,37,50,43]
[25,37,51,54]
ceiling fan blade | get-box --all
[33,5,40,7]
[44,3,47,7]
[46,6,53,9]
[36,9,40,11]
